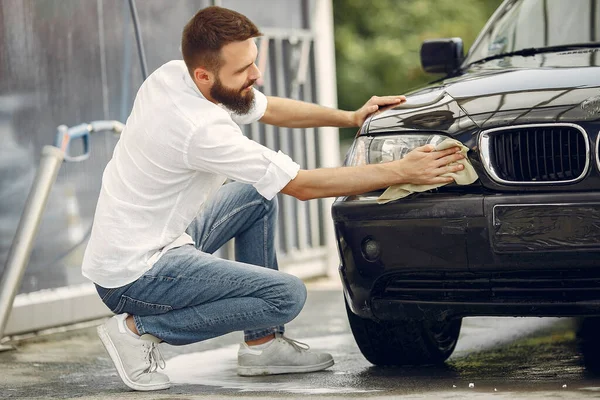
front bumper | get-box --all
[332,191,600,321]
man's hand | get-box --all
[282,144,466,201]
[394,145,465,185]
[352,95,407,127]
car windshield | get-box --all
[464,0,600,66]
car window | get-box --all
[465,0,600,65]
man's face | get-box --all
[210,38,261,115]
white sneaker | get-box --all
[97,314,170,391]
[237,333,334,376]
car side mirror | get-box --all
[420,38,464,75]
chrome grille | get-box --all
[480,124,590,184]
[596,132,600,172]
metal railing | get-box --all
[214,30,337,279]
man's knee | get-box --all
[262,193,278,217]
[279,274,307,321]
[251,186,278,220]
[237,184,278,214]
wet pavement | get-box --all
[1,279,600,399]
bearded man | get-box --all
[84,6,465,391]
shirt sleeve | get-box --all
[185,112,299,200]
[229,88,268,125]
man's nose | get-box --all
[249,63,261,81]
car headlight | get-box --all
[345,134,448,166]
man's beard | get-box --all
[210,76,256,115]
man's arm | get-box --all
[260,95,406,128]
[281,145,465,201]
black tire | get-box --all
[579,317,600,373]
[345,299,462,366]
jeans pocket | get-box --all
[113,295,173,316]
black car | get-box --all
[333,0,600,369]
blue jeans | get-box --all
[95,182,307,345]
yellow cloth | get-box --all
[377,138,478,204]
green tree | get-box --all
[333,0,503,138]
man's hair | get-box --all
[181,6,262,75]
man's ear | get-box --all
[193,67,213,87]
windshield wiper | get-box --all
[466,43,600,67]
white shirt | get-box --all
[82,60,300,288]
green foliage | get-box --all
[333,0,504,118]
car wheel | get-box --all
[345,298,461,366]
[579,317,600,373]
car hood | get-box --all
[366,51,600,135]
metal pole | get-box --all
[313,0,341,277]
[0,121,122,348]
[0,146,65,349]
[128,0,148,80]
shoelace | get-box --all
[280,335,310,352]
[142,341,166,373]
